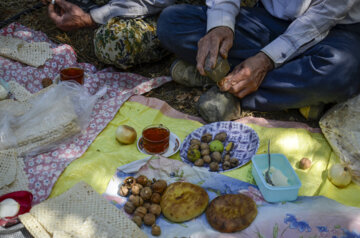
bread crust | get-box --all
[160,182,209,222]
[206,194,257,233]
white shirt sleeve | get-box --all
[261,0,359,68]
[206,0,240,32]
[90,0,176,24]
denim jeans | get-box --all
[157,4,360,111]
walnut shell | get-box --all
[118,184,129,197]
[124,201,135,214]
[201,133,213,143]
[132,215,143,227]
[152,180,167,194]
[151,224,161,236]
[134,206,147,218]
[136,175,149,186]
[149,204,162,217]
[194,159,204,167]
[143,213,156,226]
[211,152,222,163]
[209,162,219,172]
[200,142,209,150]
[299,158,312,170]
[129,195,144,207]
[131,183,143,195]
[190,139,201,146]
[140,187,153,201]
[201,149,210,156]
[151,192,162,204]
[203,155,211,164]
[214,132,227,142]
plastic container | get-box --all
[252,153,301,203]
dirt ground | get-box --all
[0,1,320,128]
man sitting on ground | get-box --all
[157,0,360,122]
[44,0,184,69]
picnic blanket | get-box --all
[104,156,360,238]
[50,96,360,209]
[0,23,171,203]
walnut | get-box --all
[132,215,142,227]
[129,195,143,207]
[151,192,161,204]
[151,224,161,236]
[190,139,201,146]
[200,142,209,150]
[211,152,222,163]
[214,132,227,142]
[136,175,149,186]
[222,161,231,170]
[143,213,156,226]
[124,201,135,214]
[201,133,212,143]
[194,159,204,167]
[189,144,200,150]
[124,176,136,189]
[134,206,147,218]
[201,149,210,156]
[230,158,239,168]
[118,184,129,197]
[143,202,151,210]
[140,187,153,201]
[209,162,219,172]
[223,154,230,162]
[41,78,53,88]
[131,183,143,195]
[149,204,162,217]
[299,158,312,170]
[152,180,167,194]
[203,155,211,164]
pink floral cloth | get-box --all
[0,23,172,203]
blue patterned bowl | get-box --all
[180,121,260,172]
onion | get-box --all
[328,163,352,188]
[0,198,20,218]
[116,125,137,145]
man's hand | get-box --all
[48,0,95,31]
[218,52,274,99]
[196,26,233,76]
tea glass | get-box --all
[142,124,170,155]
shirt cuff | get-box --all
[90,5,112,24]
[207,5,236,32]
[261,36,296,68]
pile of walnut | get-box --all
[119,175,167,236]
[187,132,239,171]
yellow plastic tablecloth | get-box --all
[50,101,360,208]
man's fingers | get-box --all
[234,87,254,99]
[55,0,72,11]
[48,3,62,23]
[219,36,233,59]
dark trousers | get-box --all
[157,4,360,111]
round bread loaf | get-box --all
[206,194,257,233]
[160,182,209,222]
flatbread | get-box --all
[0,151,17,189]
[0,154,30,196]
[160,182,209,222]
[19,182,147,238]
[206,194,257,233]
[320,94,360,185]
[0,35,53,67]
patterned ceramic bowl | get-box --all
[180,121,260,172]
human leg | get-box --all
[158,5,360,112]
[242,23,360,111]
[94,16,169,70]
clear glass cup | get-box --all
[142,124,170,155]
[60,66,84,85]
